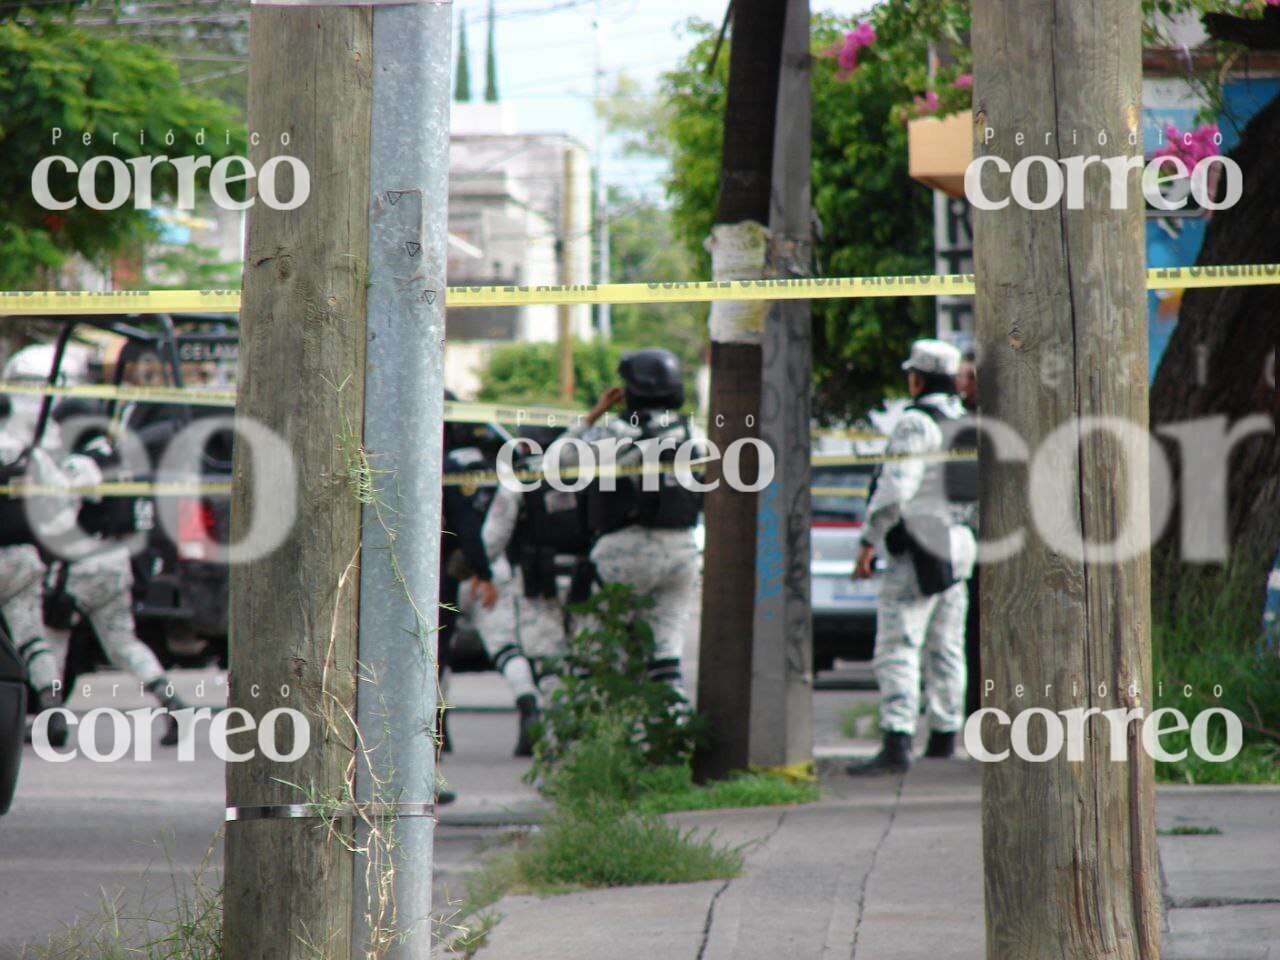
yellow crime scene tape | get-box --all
[0,379,588,427]
[0,379,237,408]
[0,450,974,499]
[0,480,233,498]
[1,379,893,441]
[1,263,1275,316]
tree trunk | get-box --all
[972,1,1161,957]
[1150,90,1280,617]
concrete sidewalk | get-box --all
[469,761,1280,960]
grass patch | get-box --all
[448,717,800,948]
[444,909,502,959]
[19,839,221,960]
[522,800,745,889]
[839,702,880,739]
[1152,554,1280,785]
[633,764,820,816]
[1158,825,1223,836]
[460,802,744,909]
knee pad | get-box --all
[646,657,682,685]
[492,643,524,673]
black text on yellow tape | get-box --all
[1,264,1275,314]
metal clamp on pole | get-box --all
[225,802,437,822]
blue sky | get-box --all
[453,0,877,200]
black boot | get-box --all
[924,730,957,759]
[25,687,68,748]
[146,679,185,747]
[846,731,912,776]
[514,693,540,758]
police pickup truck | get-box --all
[5,313,515,687]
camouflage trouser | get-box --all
[590,526,699,683]
[64,545,165,686]
[458,556,564,697]
[873,558,969,735]
[0,545,59,692]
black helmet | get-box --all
[618,348,683,409]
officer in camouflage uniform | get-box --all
[0,543,62,742]
[472,449,592,755]
[848,340,977,775]
[555,350,704,696]
[1,384,189,747]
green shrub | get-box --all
[1152,555,1280,784]
[531,584,707,780]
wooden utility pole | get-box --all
[695,0,789,781]
[223,6,370,956]
[225,4,452,958]
[972,2,1161,958]
[558,147,576,403]
[749,0,813,768]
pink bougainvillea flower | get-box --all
[820,21,876,81]
[913,90,940,116]
[952,74,973,89]
[849,21,876,48]
[1153,122,1221,169]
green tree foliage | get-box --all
[605,187,706,372]
[456,11,472,102]
[660,16,935,420]
[656,1,1269,419]
[484,0,498,103]
[0,6,240,289]
[476,188,704,409]
[475,338,626,410]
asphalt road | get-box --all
[0,665,879,956]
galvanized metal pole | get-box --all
[749,0,812,768]
[353,2,452,956]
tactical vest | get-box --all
[907,400,979,508]
[516,474,592,557]
[512,468,593,599]
[586,415,703,535]
[444,447,495,517]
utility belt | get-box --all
[518,545,586,600]
[885,514,958,597]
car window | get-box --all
[811,465,873,524]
